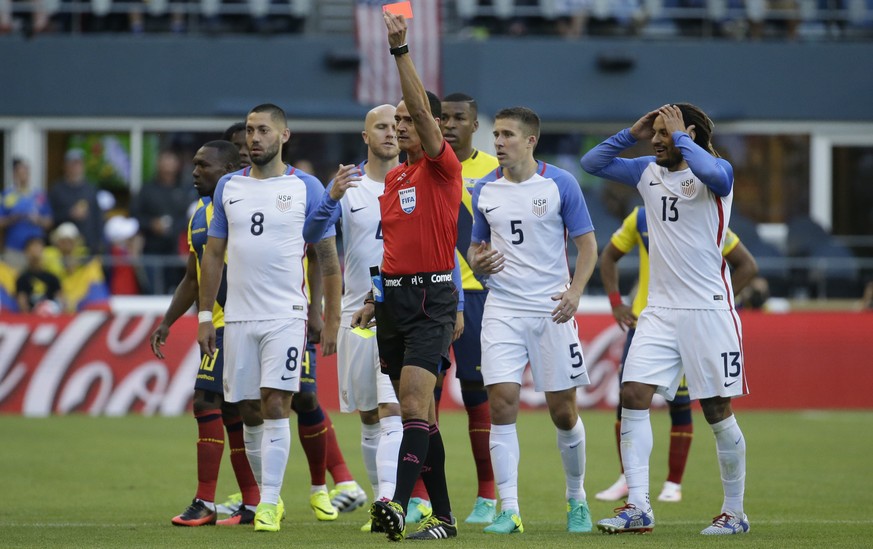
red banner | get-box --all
[1,311,871,416]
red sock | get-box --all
[194,410,224,503]
[466,402,495,499]
[324,412,354,484]
[298,419,328,486]
[614,420,624,474]
[223,415,259,506]
[667,423,693,484]
[411,476,429,501]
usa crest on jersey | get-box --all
[276,193,293,212]
[532,196,548,217]
[399,187,416,214]
[681,179,695,197]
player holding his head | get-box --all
[198,103,341,533]
[468,106,598,535]
[596,207,758,503]
[581,103,751,536]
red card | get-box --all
[383,1,413,19]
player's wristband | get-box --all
[363,291,375,306]
[197,311,213,324]
[608,292,623,309]
[389,43,409,56]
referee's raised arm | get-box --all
[384,11,443,158]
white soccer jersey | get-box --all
[337,166,385,324]
[471,161,594,317]
[580,128,737,310]
[208,166,331,322]
[638,162,734,309]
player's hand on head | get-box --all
[329,164,361,201]
[149,325,169,359]
[659,104,687,135]
[630,109,660,141]
[551,288,581,324]
[383,11,407,48]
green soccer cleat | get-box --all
[361,518,386,533]
[278,496,286,521]
[310,490,339,521]
[254,503,280,532]
[405,497,432,524]
[216,492,243,515]
[370,499,406,541]
[483,510,524,534]
[567,498,593,533]
[464,497,497,524]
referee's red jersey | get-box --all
[380,141,462,275]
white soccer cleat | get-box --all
[700,512,750,535]
[657,481,682,502]
[596,503,654,534]
[595,474,628,502]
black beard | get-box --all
[251,147,279,166]
[655,152,683,169]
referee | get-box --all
[352,10,463,542]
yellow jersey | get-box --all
[456,149,499,291]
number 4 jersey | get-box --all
[208,165,333,322]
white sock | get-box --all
[243,423,264,488]
[490,423,520,515]
[711,415,746,515]
[556,416,587,501]
[361,422,381,494]
[620,408,652,511]
[311,484,327,494]
[260,418,291,505]
[376,415,402,501]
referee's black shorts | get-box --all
[374,270,458,380]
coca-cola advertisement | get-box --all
[1,311,871,415]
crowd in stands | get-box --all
[2,0,872,40]
[0,149,199,313]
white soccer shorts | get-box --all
[481,315,590,392]
[623,306,747,401]
[336,325,398,413]
[222,318,306,403]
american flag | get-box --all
[355,0,442,106]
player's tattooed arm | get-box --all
[314,236,342,356]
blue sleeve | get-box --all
[470,181,491,244]
[580,128,651,187]
[452,260,464,312]
[302,174,336,242]
[207,177,229,239]
[39,193,53,217]
[552,170,595,239]
[303,180,343,243]
[672,132,733,197]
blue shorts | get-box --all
[195,327,224,395]
[298,341,318,394]
[451,290,486,383]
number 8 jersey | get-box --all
[208,165,333,322]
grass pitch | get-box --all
[1,409,871,548]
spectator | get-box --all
[131,149,194,293]
[104,215,145,295]
[49,148,104,255]
[0,157,53,270]
[43,222,109,312]
[15,236,63,314]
